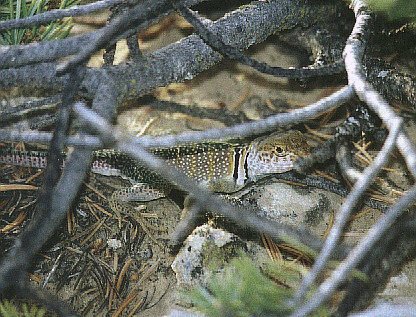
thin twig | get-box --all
[336,143,362,183]
[169,199,203,249]
[174,3,344,79]
[343,0,416,177]
[0,69,88,306]
[0,0,205,69]
[0,86,354,147]
[56,0,194,74]
[270,172,389,212]
[292,117,402,309]
[291,183,416,316]
[0,0,123,32]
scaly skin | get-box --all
[0,130,309,203]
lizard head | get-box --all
[246,130,309,180]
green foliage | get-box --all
[185,256,329,317]
[366,0,416,21]
[0,0,79,45]
[0,300,46,317]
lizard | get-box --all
[0,131,309,218]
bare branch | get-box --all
[0,0,206,69]
[1,0,415,314]
[0,80,119,302]
[343,0,416,177]
[170,201,203,249]
[0,130,101,147]
[173,3,344,78]
[291,182,416,317]
[134,86,353,146]
[271,172,389,212]
[0,0,123,32]
[56,0,169,74]
[336,143,362,182]
[0,86,354,147]
[365,58,416,110]
[0,0,345,99]
[0,69,86,296]
[292,116,402,310]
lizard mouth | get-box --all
[246,151,296,179]
[271,157,295,173]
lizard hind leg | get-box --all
[109,183,169,224]
[109,183,169,244]
[108,183,167,224]
[111,183,168,203]
[109,183,168,223]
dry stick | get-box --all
[291,183,416,317]
[0,89,116,317]
[174,3,344,79]
[127,86,353,146]
[1,1,344,103]
[145,99,247,126]
[105,0,344,100]
[0,69,87,315]
[343,0,416,177]
[335,213,416,315]
[0,0,205,69]
[291,117,402,311]
[0,130,98,146]
[0,95,61,127]
[0,0,123,32]
[335,143,362,183]
[56,0,196,74]
[170,200,203,248]
[31,67,86,258]
[0,86,354,147]
[271,172,389,212]
[37,69,82,201]
[291,2,416,312]
[1,92,243,129]
[42,253,63,288]
[72,102,347,258]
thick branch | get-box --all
[0,86,354,146]
[0,0,122,32]
[343,0,416,177]
[0,1,344,100]
[0,0,205,69]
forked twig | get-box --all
[292,117,402,313]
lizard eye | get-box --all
[276,146,283,153]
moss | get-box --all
[201,236,244,272]
[0,300,46,317]
[185,256,330,317]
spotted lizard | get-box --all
[0,131,309,215]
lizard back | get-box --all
[0,131,309,196]
[92,142,247,193]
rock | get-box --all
[171,224,267,288]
